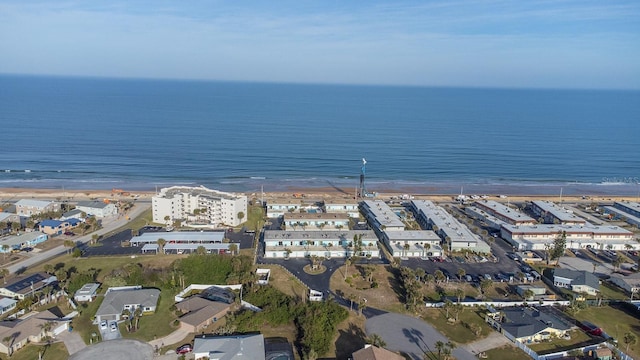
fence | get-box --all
[425,300,570,308]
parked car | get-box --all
[110,322,117,332]
[177,344,193,354]
[484,274,492,280]
[64,231,75,236]
[100,320,107,330]
[21,247,33,252]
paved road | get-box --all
[69,339,155,360]
[7,203,150,274]
[366,313,476,360]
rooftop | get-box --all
[531,200,586,223]
[130,231,225,244]
[95,288,160,317]
[361,200,405,229]
[76,200,111,209]
[554,269,600,290]
[264,230,377,242]
[474,200,536,223]
[193,334,265,360]
[15,199,55,208]
[283,212,349,221]
[3,272,55,295]
[501,306,573,339]
[0,232,47,247]
[157,185,245,201]
[384,230,440,242]
[411,200,479,244]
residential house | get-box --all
[608,272,640,297]
[75,200,117,218]
[193,334,265,360]
[94,287,160,323]
[0,212,26,228]
[38,219,72,236]
[59,209,84,221]
[74,283,100,302]
[0,298,17,315]
[351,344,404,360]
[553,269,600,296]
[0,233,48,253]
[176,296,232,332]
[0,273,57,300]
[485,306,574,344]
[14,199,60,217]
[0,310,69,355]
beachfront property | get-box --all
[152,186,247,227]
[530,200,586,225]
[129,231,231,254]
[485,306,574,344]
[553,269,600,296]
[14,199,60,217]
[473,200,536,226]
[323,201,360,218]
[359,200,405,232]
[382,230,443,258]
[193,334,265,360]
[265,200,322,217]
[94,287,160,323]
[74,283,100,302]
[0,272,57,300]
[282,212,350,231]
[0,232,48,252]
[262,230,379,259]
[38,219,80,235]
[411,200,491,254]
[604,201,640,228]
[500,223,637,251]
[608,272,640,297]
[0,310,70,356]
[75,200,118,218]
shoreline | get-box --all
[0,186,638,204]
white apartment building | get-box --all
[323,202,360,218]
[360,200,405,232]
[283,213,350,231]
[263,230,379,259]
[15,199,60,217]
[152,186,247,227]
[531,200,586,225]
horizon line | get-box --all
[2,72,639,92]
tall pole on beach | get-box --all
[559,187,563,205]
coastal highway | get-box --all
[7,202,151,274]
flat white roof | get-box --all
[130,231,225,244]
[264,230,377,242]
[411,200,479,244]
[502,223,633,236]
[164,243,231,251]
[532,200,586,223]
[15,199,54,208]
[614,201,640,213]
[361,200,405,228]
[0,232,46,247]
[474,200,535,223]
[75,283,100,296]
[605,206,640,225]
[384,230,440,242]
[156,185,244,201]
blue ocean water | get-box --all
[0,75,639,195]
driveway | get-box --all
[57,329,86,355]
[101,321,122,341]
[366,313,476,360]
[462,331,512,354]
[69,339,154,360]
[149,323,191,348]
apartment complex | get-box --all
[152,186,247,227]
[530,200,586,225]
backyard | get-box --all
[573,304,640,359]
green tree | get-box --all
[367,333,386,348]
[523,289,535,301]
[435,340,445,359]
[0,268,9,285]
[551,231,567,266]
[156,238,166,254]
[237,211,245,224]
[196,246,207,255]
[623,332,637,352]
[63,240,74,254]
[228,243,238,255]
[457,267,466,280]
[480,279,493,295]
[455,288,465,303]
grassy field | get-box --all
[120,288,180,342]
[256,264,308,300]
[72,296,104,344]
[483,345,531,360]
[420,307,493,344]
[8,342,68,360]
[573,305,640,359]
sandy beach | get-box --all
[1,186,637,205]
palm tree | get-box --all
[0,268,9,285]
[523,289,535,301]
[367,333,386,348]
[455,288,464,303]
[435,340,445,359]
[196,246,207,255]
[3,335,14,357]
[237,211,245,224]
[612,255,623,271]
[156,238,166,254]
[624,332,637,352]
[344,258,352,280]
[1,245,9,260]
[228,243,238,255]
[457,268,466,281]
[415,268,426,283]
[403,243,410,257]
[63,240,74,254]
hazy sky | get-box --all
[1,0,639,89]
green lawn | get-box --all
[420,307,493,344]
[598,282,629,300]
[72,296,105,344]
[572,305,640,359]
[119,288,179,342]
[483,345,531,360]
[8,342,68,360]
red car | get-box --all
[176,344,192,354]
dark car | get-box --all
[64,231,75,236]
[21,247,33,252]
[177,344,192,354]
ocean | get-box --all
[1,75,639,196]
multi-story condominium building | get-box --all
[465,206,508,230]
[323,202,360,218]
[263,230,379,259]
[266,201,304,218]
[382,230,443,258]
[152,186,247,227]
[473,200,536,226]
[360,200,405,232]
[411,200,491,253]
[500,223,636,251]
[283,213,350,231]
[531,200,586,225]
[15,199,60,217]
